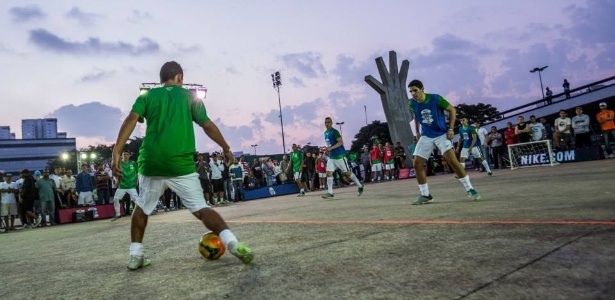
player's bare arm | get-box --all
[445,104,456,140]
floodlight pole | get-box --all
[272,71,286,154]
[530,66,549,99]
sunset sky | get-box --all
[0,0,613,155]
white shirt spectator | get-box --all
[209,159,224,180]
[555,117,572,134]
[529,122,546,141]
[0,182,18,204]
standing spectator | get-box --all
[304,152,316,191]
[61,169,76,208]
[515,116,531,144]
[220,156,232,201]
[383,142,395,180]
[316,152,327,190]
[370,144,383,182]
[95,163,111,205]
[279,155,290,184]
[540,117,554,141]
[196,154,212,203]
[473,121,490,171]
[360,146,371,183]
[596,102,615,158]
[76,164,95,206]
[0,173,19,231]
[35,169,56,226]
[228,158,244,201]
[209,155,225,204]
[553,110,573,149]
[238,156,251,189]
[487,126,505,169]
[572,107,592,148]
[251,158,264,188]
[563,79,571,99]
[19,169,41,228]
[545,87,553,105]
[528,115,546,142]
[394,141,407,176]
[504,122,517,146]
[50,166,65,208]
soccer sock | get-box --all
[219,229,238,249]
[458,176,474,191]
[418,183,430,196]
[327,177,334,194]
[113,198,120,216]
[482,160,492,173]
[348,173,362,187]
[129,242,144,256]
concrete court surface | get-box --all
[1,159,614,300]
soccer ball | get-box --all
[198,232,225,260]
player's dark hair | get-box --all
[160,61,183,83]
[408,79,423,89]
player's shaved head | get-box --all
[160,61,183,83]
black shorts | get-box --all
[211,179,224,193]
[23,198,35,212]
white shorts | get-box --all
[414,134,454,160]
[318,172,326,178]
[1,203,18,216]
[137,173,209,215]
[371,163,382,172]
[460,147,483,159]
[77,191,94,205]
[326,157,351,173]
[293,171,302,181]
[385,162,395,170]
[114,188,139,202]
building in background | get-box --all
[0,118,76,176]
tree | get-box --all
[454,103,501,123]
[349,120,391,152]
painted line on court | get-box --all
[225,220,615,225]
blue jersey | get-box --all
[409,94,450,138]
[459,125,480,148]
[324,128,346,159]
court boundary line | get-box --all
[146,219,615,225]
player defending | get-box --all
[112,61,253,270]
[321,117,365,199]
[408,79,481,204]
[111,151,139,221]
[456,117,492,176]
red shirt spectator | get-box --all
[504,122,517,145]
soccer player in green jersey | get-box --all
[322,117,364,199]
[112,61,253,270]
[111,151,138,221]
[286,144,307,196]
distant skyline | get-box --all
[0,0,614,155]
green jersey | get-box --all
[290,151,303,172]
[131,85,209,176]
[119,161,138,189]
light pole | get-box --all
[251,144,258,156]
[335,121,345,136]
[271,71,287,154]
[530,66,549,99]
[364,105,368,125]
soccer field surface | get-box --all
[2,160,614,299]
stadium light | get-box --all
[139,83,207,99]
[80,153,87,159]
[251,144,258,155]
[61,153,69,160]
[271,71,287,154]
[530,66,549,99]
[336,121,345,136]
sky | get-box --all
[1,0,614,155]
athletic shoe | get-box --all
[358,185,365,196]
[412,194,434,205]
[34,216,42,227]
[487,172,493,176]
[127,255,152,271]
[297,192,305,197]
[467,189,481,201]
[228,241,254,264]
[111,215,121,222]
[321,193,334,199]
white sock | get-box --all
[418,183,430,196]
[458,176,474,191]
[482,160,492,173]
[300,188,305,193]
[348,173,362,187]
[327,177,334,194]
[218,229,238,249]
[113,198,120,216]
[129,242,144,256]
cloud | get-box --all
[280,52,326,78]
[65,7,103,26]
[564,0,615,45]
[28,29,160,55]
[80,69,115,83]
[46,102,124,141]
[225,66,239,74]
[127,10,152,23]
[9,5,46,22]
[288,76,305,87]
